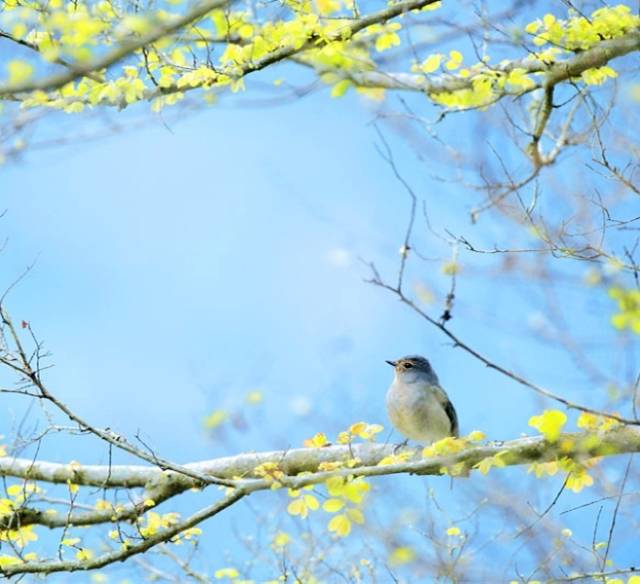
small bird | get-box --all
[385,355,459,444]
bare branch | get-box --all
[0,489,245,577]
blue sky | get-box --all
[3,92,531,459]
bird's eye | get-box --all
[404,362,413,369]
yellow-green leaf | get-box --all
[7,60,33,85]
[528,410,567,443]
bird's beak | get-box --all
[385,360,396,367]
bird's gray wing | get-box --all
[433,385,459,437]
[443,399,459,438]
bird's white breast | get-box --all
[386,379,452,444]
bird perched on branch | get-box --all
[385,355,459,444]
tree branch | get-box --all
[367,279,640,426]
[2,427,640,490]
[0,0,233,97]
[0,0,442,100]
[0,489,245,577]
[0,307,236,488]
[368,31,638,92]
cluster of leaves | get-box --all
[303,421,384,449]
[378,429,488,476]
[525,410,621,492]
[215,424,389,580]
[0,483,40,568]
[524,5,639,51]
[283,426,489,543]
[286,475,369,537]
[414,4,638,109]
[1,0,413,111]
[1,1,635,116]
[286,422,384,537]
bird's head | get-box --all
[386,355,437,384]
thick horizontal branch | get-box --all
[3,427,640,491]
[253,427,640,491]
[0,442,399,488]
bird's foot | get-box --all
[393,439,409,454]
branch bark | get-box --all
[2,427,639,490]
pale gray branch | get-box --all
[2,427,639,491]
